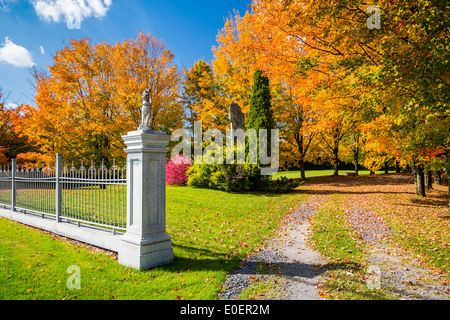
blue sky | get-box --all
[0,0,251,106]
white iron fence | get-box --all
[0,154,126,234]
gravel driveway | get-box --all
[219,194,328,300]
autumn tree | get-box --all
[181,60,227,132]
[316,108,349,177]
[17,33,183,166]
[212,10,321,176]
[213,11,259,116]
[274,84,317,178]
[0,90,38,165]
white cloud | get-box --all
[31,0,113,29]
[0,37,35,68]
[40,45,45,55]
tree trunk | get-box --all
[433,171,441,185]
[333,161,339,176]
[297,137,306,180]
[333,144,339,176]
[425,171,433,190]
[384,162,389,174]
[353,133,359,175]
[295,131,306,180]
[299,158,306,180]
[353,147,359,175]
[447,167,450,208]
[395,161,400,173]
[416,165,426,197]
[413,166,419,195]
[370,169,375,175]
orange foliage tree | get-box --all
[181,60,227,132]
[209,0,449,187]
[17,33,183,166]
[0,90,39,165]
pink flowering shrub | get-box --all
[166,155,192,185]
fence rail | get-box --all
[0,154,127,233]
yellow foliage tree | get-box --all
[17,33,183,166]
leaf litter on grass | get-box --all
[340,175,450,300]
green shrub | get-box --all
[186,163,221,188]
[187,162,299,193]
[187,163,253,192]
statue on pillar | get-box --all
[140,88,153,131]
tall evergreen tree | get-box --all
[247,70,275,132]
[246,70,276,185]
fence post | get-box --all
[118,128,173,270]
[55,153,62,222]
[11,159,16,211]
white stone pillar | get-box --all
[118,129,173,270]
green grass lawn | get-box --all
[0,185,305,300]
[273,169,397,180]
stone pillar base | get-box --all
[118,232,173,270]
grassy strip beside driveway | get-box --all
[309,194,394,300]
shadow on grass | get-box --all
[169,244,329,279]
[185,186,292,198]
[167,255,240,273]
[165,243,244,274]
[321,261,365,273]
[302,173,412,185]
[389,189,449,210]
[184,174,419,198]
[289,174,421,197]
[409,193,449,207]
